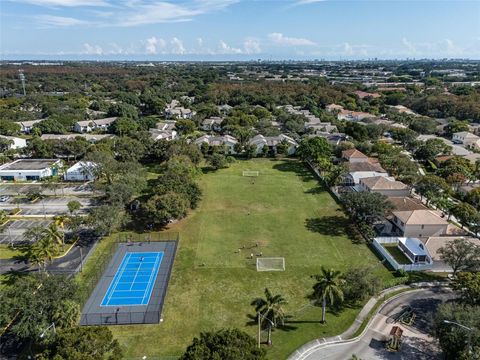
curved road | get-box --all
[302,288,455,360]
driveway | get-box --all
[302,288,455,360]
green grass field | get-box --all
[106,158,392,359]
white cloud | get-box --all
[401,37,417,54]
[117,0,237,27]
[36,14,86,27]
[82,43,103,55]
[268,32,316,46]
[15,0,108,6]
[170,37,186,54]
[218,40,243,54]
[294,0,326,5]
[145,36,166,54]
[243,38,261,54]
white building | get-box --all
[249,134,298,156]
[201,117,224,132]
[64,161,96,181]
[0,135,27,150]
[194,135,238,154]
[15,119,44,133]
[358,176,411,197]
[73,117,117,133]
[452,131,480,149]
[0,159,62,181]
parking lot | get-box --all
[0,219,52,245]
[0,196,98,215]
[0,183,95,196]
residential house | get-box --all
[164,100,196,119]
[342,149,368,163]
[249,134,298,156]
[452,131,480,149]
[391,209,449,238]
[343,161,389,185]
[325,104,344,113]
[73,117,117,133]
[194,135,238,154]
[15,119,43,133]
[0,135,27,150]
[337,109,376,122]
[358,176,410,197]
[310,132,347,146]
[424,236,480,272]
[149,121,178,141]
[64,161,96,181]
[355,90,381,99]
[387,197,427,212]
[201,117,224,132]
[0,159,62,181]
[390,105,418,116]
[218,104,233,115]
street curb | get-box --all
[287,283,448,360]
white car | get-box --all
[0,195,10,202]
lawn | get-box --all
[383,244,412,265]
[101,158,392,359]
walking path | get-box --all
[287,282,449,360]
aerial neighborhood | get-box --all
[0,59,479,360]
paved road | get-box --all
[303,288,455,360]
[0,196,97,216]
[0,183,95,196]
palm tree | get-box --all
[312,267,344,323]
[27,235,58,272]
[53,215,70,248]
[251,288,287,346]
[44,223,64,250]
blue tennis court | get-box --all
[101,252,164,306]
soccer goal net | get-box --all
[243,171,259,177]
[256,257,285,272]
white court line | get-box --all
[105,252,132,305]
[141,253,161,304]
[128,256,145,291]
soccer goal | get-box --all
[256,257,285,272]
[243,171,259,177]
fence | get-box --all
[79,232,179,326]
[372,238,433,272]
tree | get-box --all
[452,202,480,230]
[46,326,123,360]
[414,175,450,204]
[433,303,480,359]
[0,274,79,341]
[0,119,21,136]
[33,118,67,134]
[340,191,394,224]
[251,288,287,346]
[208,153,228,170]
[67,200,82,215]
[140,192,189,228]
[341,266,381,304]
[438,238,480,275]
[297,137,332,162]
[312,267,344,323]
[451,272,480,306]
[175,119,196,134]
[88,205,125,236]
[109,117,139,136]
[244,144,258,159]
[414,138,451,162]
[180,329,266,360]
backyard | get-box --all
[91,158,392,359]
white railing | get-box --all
[372,238,433,272]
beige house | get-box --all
[424,236,480,272]
[342,149,368,163]
[358,176,410,197]
[391,210,449,238]
[452,131,480,149]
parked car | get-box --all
[0,195,10,202]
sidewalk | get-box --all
[287,282,447,360]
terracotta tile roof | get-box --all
[393,210,448,225]
[388,197,427,211]
[342,148,368,159]
[361,176,409,190]
[348,161,387,173]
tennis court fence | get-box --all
[81,309,161,325]
[78,232,179,309]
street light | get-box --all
[39,322,56,338]
[443,320,476,357]
[257,312,274,348]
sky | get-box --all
[1,0,480,60]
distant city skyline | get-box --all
[1,0,479,60]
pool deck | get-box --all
[80,241,177,326]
